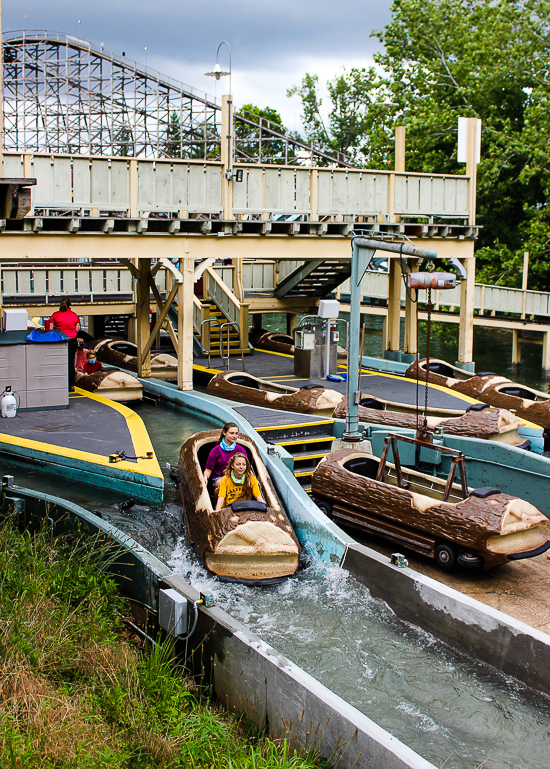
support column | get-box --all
[136,258,152,378]
[286,313,298,337]
[542,332,550,378]
[252,314,263,331]
[512,329,521,369]
[457,257,475,371]
[403,260,417,363]
[465,117,481,226]
[384,258,402,361]
[220,94,233,220]
[177,252,194,391]
[395,126,406,172]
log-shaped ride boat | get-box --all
[312,434,550,570]
[250,330,295,355]
[406,358,550,428]
[178,430,300,583]
[207,371,343,416]
[92,339,178,379]
[75,369,143,402]
[332,399,528,446]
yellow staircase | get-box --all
[255,418,335,493]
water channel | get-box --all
[3,333,550,769]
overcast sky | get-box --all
[3,0,393,131]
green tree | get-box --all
[290,0,550,289]
[234,104,298,163]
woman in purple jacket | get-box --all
[203,422,247,495]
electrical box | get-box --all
[3,308,28,332]
[318,299,340,319]
[159,588,188,637]
[295,329,316,350]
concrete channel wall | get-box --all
[142,380,550,699]
[0,484,435,769]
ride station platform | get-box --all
[193,349,481,413]
[0,388,163,504]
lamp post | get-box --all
[205,41,233,181]
[205,40,232,96]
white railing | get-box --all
[3,150,472,222]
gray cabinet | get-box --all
[0,333,69,410]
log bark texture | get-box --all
[312,449,547,568]
[251,331,295,355]
[75,369,143,401]
[406,358,550,428]
[332,399,523,440]
[92,338,178,376]
[178,430,300,578]
[207,371,343,415]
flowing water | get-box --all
[3,356,550,768]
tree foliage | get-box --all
[289,0,550,289]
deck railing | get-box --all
[2,151,472,223]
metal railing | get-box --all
[219,321,245,371]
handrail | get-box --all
[219,321,245,371]
[205,266,241,323]
[201,317,220,369]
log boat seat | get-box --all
[468,487,502,498]
[427,362,455,377]
[342,456,379,480]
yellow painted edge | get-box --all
[293,452,330,459]
[0,389,163,480]
[277,437,334,446]
[294,470,314,477]
[258,420,334,432]
[193,363,222,375]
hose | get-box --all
[179,599,201,640]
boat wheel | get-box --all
[457,552,484,569]
[315,499,333,518]
[435,542,457,569]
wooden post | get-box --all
[136,258,152,378]
[178,252,194,391]
[232,256,244,302]
[310,168,319,222]
[465,117,481,226]
[457,257,475,370]
[385,258,402,360]
[395,126,406,172]
[543,331,550,378]
[403,259,417,361]
[387,173,396,223]
[521,251,529,319]
[129,159,138,218]
[220,94,233,220]
[512,329,521,369]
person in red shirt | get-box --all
[83,350,102,375]
[49,298,80,392]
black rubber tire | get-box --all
[457,552,484,569]
[315,499,333,518]
[435,542,457,570]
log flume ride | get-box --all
[207,371,342,416]
[407,358,550,429]
[74,369,143,402]
[178,430,300,584]
[92,339,178,379]
[312,433,550,570]
[332,399,528,447]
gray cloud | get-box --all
[4,0,391,72]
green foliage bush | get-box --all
[0,524,323,769]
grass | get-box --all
[0,522,325,769]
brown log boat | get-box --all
[332,399,528,446]
[207,370,343,416]
[91,339,178,379]
[406,358,550,428]
[75,369,143,402]
[178,429,300,584]
[250,330,295,355]
[312,434,550,570]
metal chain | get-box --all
[424,285,432,423]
